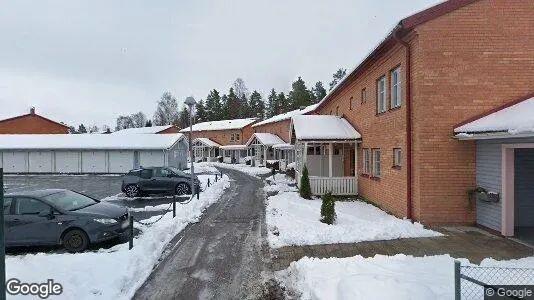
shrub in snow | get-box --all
[286,167,295,179]
[299,165,312,199]
[320,192,336,225]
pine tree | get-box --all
[224,88,239,119]
[299,165,312,200]
[220,94,229,120]
[205,89,222,121]
[266,89,278,118]
[68,126,78,134]
[195,99,207,123]
[77,124,87,134]
[177,106,190,129]
[320,192,336,225]
[249,90,265,120]
[145,120,152,127]
[329,68,347,91]
[312,81,327,103]
[278,92,289,114]
[288,77,313,111]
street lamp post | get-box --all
[184,96,197,197]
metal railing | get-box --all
[455,260,534,299]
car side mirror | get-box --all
[38,209,54,219]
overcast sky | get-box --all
[0,0,441,128]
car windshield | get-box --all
[167,167,187,176]
[43,190,98,211]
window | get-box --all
[4,197,12,214]
[230,134,235,142]
[307,146,315,156]
[15,198,50,215]
[43,190,97,211]
[155,168,172,177]
[372,149,381,177]
[361,88,367,104]
[393,148,402,167]
[236,133,240,141]
[377,76,387,113]
[140,169,153,179]
[391,67,401,108]
[363,149,370,174]
[349,96,354,110]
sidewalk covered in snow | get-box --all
[290,115,361,195]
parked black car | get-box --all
[121,166,200,198]
[3,189,130,252]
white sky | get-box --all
[0,0,441,128]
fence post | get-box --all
[0,168,5,300]
[173,195,176,218]
[129,215,134,250]
[454,260,461,300]
[196,188,200,200]
[215,174,218,182]
[208,178,210,187]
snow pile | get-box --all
[279,254,534,300]
[197,162,271,177]
[454,97,534,134]
[6,175,231,300]
[266,192,440,248]
[264,175,298,194]
[186,163,219,174]
[291,115,361,140]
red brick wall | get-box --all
[0,115,68,134]
[157,126,180,134]
[188,124,255,146]
[252,119,292,143]
[317,43,409,218]
[411,0,534,224]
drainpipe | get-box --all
[394,27,413,221]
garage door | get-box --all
[2,152,28,173]
[28,151,53,173]
[81,151,107,173]
[139,151,164,167]
[55,151,80,173]
[109,151,134,173]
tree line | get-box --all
[68,68,347,133]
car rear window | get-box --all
[128,170,141,176]
[3,197,12,214]
[140,169,153,179]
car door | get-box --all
[3,197,14,246]
[150,168,175,194]
[159,168,178,193]
[137,169,154,193]
[10,197,61,245]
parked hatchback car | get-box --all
[121,166,200,198]
[3,189,130,252]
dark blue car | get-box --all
[3,189,130,252]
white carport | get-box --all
[0,134,188,174]
[272,143,295,171]
[245,133,285,167]
[220,145,248,164]
[193,138,220,162]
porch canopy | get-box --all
[245,133,285,166]
[291,115,361,196]
[246,133,285,147]
[454,96,534,140]
[192,138,220,162]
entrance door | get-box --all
[514,149,534,242]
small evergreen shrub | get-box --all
[320,192,336,225]
[299,165,312,199]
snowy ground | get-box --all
[6,174,230,300]
[265,177,440,248]
[278,254,534,300]
[193,161,271,178]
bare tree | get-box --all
[131,112,146,128]
[115,115,135,131]
[153,92,179,126]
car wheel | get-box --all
[63,229,89,253]
[125,184,140,198]
[175,183,191,196]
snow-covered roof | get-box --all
[252,104,318,127]
[193,138,221,148]
[219,144,248,150]
[272,143,294,150]
[246,133,285,147]
[113,125,175,134]
[455,97,534,138]
[291,115,361,141]
[180,118,256,132]
[0,134,186,150]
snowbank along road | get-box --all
[133,168,268,300]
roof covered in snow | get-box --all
[219,144,248,150]
[193,138,221,147]
[252,104,318,127]
[454,96,534,138]
[246,133,285,147]
[0,133,186,150]
[180,118,256,132]
[291,115,361,141]
[113,125,175,134]
[272,143,294,150]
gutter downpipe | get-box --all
[394,25,413,221]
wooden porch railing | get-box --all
[309,176,358,196]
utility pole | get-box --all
[184,97,197,197]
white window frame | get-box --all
[230,134,235,142]
[377,76,387,113]
[363,148,370,174]
[393,148,402,167]
[236,133,240,141]
[391,67,401,108]
[372,149,381,177]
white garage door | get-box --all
[28,151,53,173]
[139,151,164,167]
[55,151,80,173]
[2,152,28,173]
[109,151,134,173]
[81,151,107,173]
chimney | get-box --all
[30,107,35,115]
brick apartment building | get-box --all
[302,0,533,226]
[0,108,69,134]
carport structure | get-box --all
[245,133,285,166]
[192,138,220,162]
[0,133,188,174]
[220,144,248,164]
[455,94,534,242]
